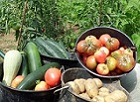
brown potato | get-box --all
[67,81,80,94]
[99,87,110,93]
[98,91,110,97]
[79,92,90,100]
[92,95,105,102]
[98,87,110,97]
[85,78,98,98]
[104,90,127,102]
[74,78,86,93]
[93,78,103,88]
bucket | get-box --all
[59,68,131,102]
[75,27,137,79]
[0,62,60,102]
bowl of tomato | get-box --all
[75,26,137,78]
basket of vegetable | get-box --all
[0,41,63,102]
[75,26,137,78]
[59,68,131,102]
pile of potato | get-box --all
[66,78,128,102]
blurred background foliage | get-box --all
[0,0,140,62]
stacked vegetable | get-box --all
[33,37,70,59]
[2,39,62,91]
[66,78,128,102]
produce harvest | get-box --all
[1,40,62,91]
[16,62,61,90]
[76,34,136,76]
[66,78,128,102]
[2,50,22,86]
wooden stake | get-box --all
[17,0,28,50]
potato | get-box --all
[92,95,105,102]
[74,78,86,93]
[85,78,98,98]
[98,87,110,97]
[93,78,103,88]
[99,87,110,93]
[98,91,110,97]
[104,90,127,102]
[66,81,80,94]
[79,92,90,100]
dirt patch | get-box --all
[0,32,18,53]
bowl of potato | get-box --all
[60,68,130,102]
[75,26,137,78]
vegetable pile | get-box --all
[1,39,63,91]
[76,34,136,76]
[66,78,128,102]
[33,37,70,59]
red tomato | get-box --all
[85,55,97,70]
[11,75,24,88]
[117,54,135,72]
[82,54,88,65]
[99,34,111,45]
[105,37,120,51]
[35,81,50,91]
[111,49,123,60]
[44,67,61,87]
[94,50,107,63]
[85,35,97,41]
[76,40,88,54]
[96,63,109,75]
[85,38,102,55]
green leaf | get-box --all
[132,33,140,48]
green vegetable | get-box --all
[0,49,5,59]
[2,50,22,86]
[35,37,69,59]
[46,39,69,59]
[35,37,61,58]
[16,62,60,90]
[18,51,28,77]
[24,41,42,73]
[32,40,50,57]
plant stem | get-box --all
[17,0,28,50]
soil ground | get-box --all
[0,32,17,53]
[0,32,17,61]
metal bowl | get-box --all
[0,62,60,102]
[75,26,137,79]
[59,68,131,102]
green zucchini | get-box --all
[0,49,5,59]
[32,40,50,56]
[2,50,22,86]
[16,62,60,90]
[18,51,28,77]
[46,39,69,59]
[35,37,61,58]
[24,41,42,73]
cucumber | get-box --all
[32,40,50,57]
[18,52,28,77]
[16,62,60,90]
[0,49,5,59]
[35,37,61,58]
[24,41,42,73]
[46,39,69,59]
